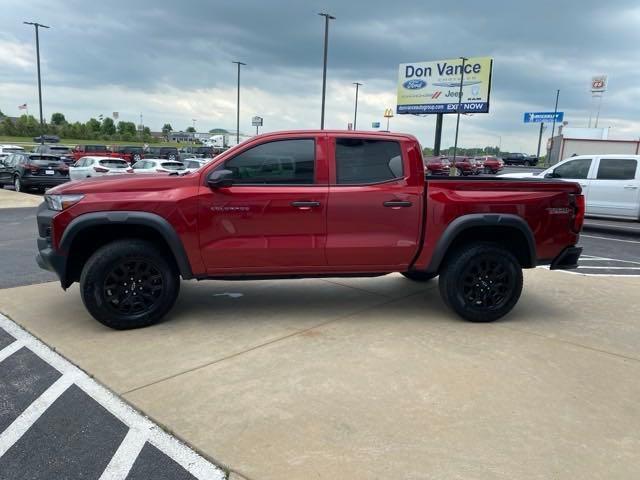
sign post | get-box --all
[536,122,545,162]
[383,108,394,131]
[589,75,607,128]
[524,110,563,165]
[251,116,263,135]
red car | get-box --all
[453,156,482,176]
[71,144,111,162]
[36,130,584,329]
[475,156,504,174]
[424,156,451,175]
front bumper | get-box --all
[550,246,583,270]
[35,202,68,287]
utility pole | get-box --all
[452,57,468,164]
[536,122,545,162]
[433,114,443,155]
[352,82,362,130]
[318,13,335,129]
[23,21,50,144]
[549,89,560,163]
[232,61,246,144]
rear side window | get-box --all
[161,162,185,170]
[596,159,637,180]
[553,158,592,179]
[335,139,403,184]
[222,139,315,184]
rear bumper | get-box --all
[550,246,582,270]
[22,175,69,188]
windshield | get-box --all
[161,162,185,170]
[49,146,71,152]
[99,159,129,168]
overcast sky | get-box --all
[1,0,639,152]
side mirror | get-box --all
[544,171,555,179]
[207,169,234,189]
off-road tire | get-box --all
[402,271,437,282]
[80,239,180,329]
[438,242,522,322]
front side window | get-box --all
[335,138,403,184]
[222,139,315,184]
[596,159,637,180]
[553,158,592,179]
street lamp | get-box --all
[352,82,362,130]
[549,89,560,162]
[232,61,246,144]
[23,21,50,144]
[318,12,335,130]
[452,56,468,164]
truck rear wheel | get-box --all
[80,239,180,330]
[438,242,522,322]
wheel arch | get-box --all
[425,214,536,274]
[60,211,193,287]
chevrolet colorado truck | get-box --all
[36,130,584,330]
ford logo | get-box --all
[403,79,427,90]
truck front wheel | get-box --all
[80,239,180,330]
[438,243,522,322]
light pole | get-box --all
[452,57,468,164]
[352,82,362,130]
[232,61,246,144]
[549,89,560,163]
[318,13,335,130]
[23,21,50,144]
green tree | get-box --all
[0,117,16,136]
[117,121,137,138]
[86,118,101,133]
[15,115,40,136]
[50,112,66,125]
[101,117,116,136]
[162,123,173,135]
[186,126,196,133]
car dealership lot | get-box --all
[0,269,639,479]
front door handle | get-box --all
[383,200,413,208]
[624,185,638,190]
[291,201,321,209]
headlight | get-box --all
[44,194,84,211]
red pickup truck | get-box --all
[36,130,584,330]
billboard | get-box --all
[396,57,493,114]
[591,75,607,93]
[523,112,564,123]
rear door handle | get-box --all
[291,201,321,209]
[624,185,638,190]
[383,200,413,208]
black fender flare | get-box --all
[425,213,536,273]
[60,211,193,280]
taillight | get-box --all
[93,166,109,173]
[60,164,69,171]
[24,162,38,173]
[126,168,133,173]
[570,194,585,233]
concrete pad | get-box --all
[0,277,416,393]
[1,269,639,479]
[0,188,42,208]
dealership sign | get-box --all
[396,57,493,114]
[591,75,607,93]
[523,112,564,123]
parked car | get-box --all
[0,153,69,192]
[424,156,451,176]
[71,144,112,162]
[32,144,74,165]
[145,146,180,161]
[36,130,584,330]
[33,135,60,143]
[69,157,133,180]
[179,146,215,158]
[131,158,187,174]
[453,156,482,175]
[502,153,538,166]
[500,154,640,220]
[475,156,504,174]
[181,158,207,172]
[111,146,144,163]
[0,144,25,160]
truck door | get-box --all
[588,157,640,219]
[326,137,422,270]
[548,157,593,212]
[198,136,329,272]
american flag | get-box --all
[18,103,27,110]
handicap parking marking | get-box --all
[0,314,226,480]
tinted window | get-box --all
[99,159,129,168]
[49,146,70,152]
[336,139,403,184]
[553,159,592,179]
[161,162,185,170]
[222,139,315,184]
[596,159,637,180]
[86,145,106,151]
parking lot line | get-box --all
[0,340,23,363]
[581,234,640,245]
[98,428,148,480]
[0,314,226,480]
[576,266,640,270]
[0,374,75,458]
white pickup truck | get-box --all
[501,154,640,221]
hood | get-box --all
[47,172,198,195]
